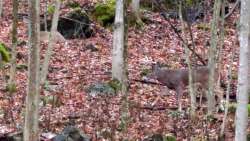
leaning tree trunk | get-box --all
[207,0,221,115]
[23,0,40,140]
[8,0,18,92]
[41,0,61,85]
[112,0,129,131]
[235,0,250,140]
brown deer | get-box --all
[147,63,219,111]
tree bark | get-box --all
[112,0,125,82]
[179,2,196,115]
[41,0,61,85]
[235,0,250,140]
[131,0,140,20]
[207,0,221,115]
[0,0,3,17]
[23,0,40,140]
[220,36,236,138]
[8,0,18,92]
[112,0,129,132]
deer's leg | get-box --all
[176,86,183,112]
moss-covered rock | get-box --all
[86,82,116,97]
[93,0,116,26]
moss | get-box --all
[6,83,17,93]
[66,1,81,9]
[197,23,210,31]
[108,78,122,92]
[47,4,55,15]
[164,134,176,141]
[0,43,10,62]
[93,0,116,26]
[140,68,151,77]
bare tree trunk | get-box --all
[23,0,40,140]
[41,0,61,85]
[220,36,236,138]
[207,0,221,115]
[44,0,48,31]
[131,0,139,18]
[235,0,250,140]
[112,0,129,132]
[112,0,125,82]
[0,0,3,17]
[8,0,18,92]
[179,2,196,115]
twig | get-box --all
[224,0,240,19]
[153,0,206,65]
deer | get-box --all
[147,62,220,111]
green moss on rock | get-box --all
[93,0,116,26]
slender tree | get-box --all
[112,0,129,131]
[179,2,196,115]
[8,0,18,92]
[235,0,250,140]
[0,0,3,17]
[112,0,125,82]
[131,0,142,25]
[207,0,221,115]
[220,36,236,138]
[23,0,40,140]
[41,0,61,85]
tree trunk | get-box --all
[112,0,129,132]
[41,0,61,85]
[0,0,3,17]
[8,0,18,92]
[220,36,236,138]
[112,0,125,82]
[179,2,196,115]
[235,0,250,140]
[131,0,140,19]
[23,0,40,140]
[207,0,221,115]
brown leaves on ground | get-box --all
[0,0,240,140]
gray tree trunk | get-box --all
[131,0,140,19]
[41,0,61,85]
[112,0,129,131]
[8,0,18,92]
[235,0,250,140]
[23,0,40,140]
[220,37,236,137]
[112,0,125,82]
[207,0,221,115]
[179,2,196,115]
[0,0,3,17]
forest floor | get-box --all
[0,0,246,140]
